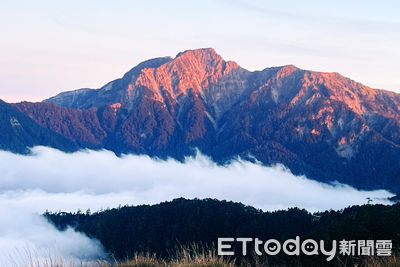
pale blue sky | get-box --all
[1,0,399,102]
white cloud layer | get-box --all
[0,146,394,264]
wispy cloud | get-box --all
[221,0,400,34]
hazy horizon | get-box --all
[1,0,399,102]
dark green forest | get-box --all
[45,198,400,266]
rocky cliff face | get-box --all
[9,48,400,191]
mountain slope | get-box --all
[15,102,107,148]
[9,48,400,191]
[0,100,78,153]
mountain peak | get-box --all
[14,49,400,191]
[275,64,299,78]
[175,48,220,62]
[171,48,241,75]
[171,48,235,72]
[129,48,240,96]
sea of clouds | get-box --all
[0,146,394,264]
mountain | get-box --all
[8,48,400,191]
[0,99,77,153]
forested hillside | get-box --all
[45,198,400,266]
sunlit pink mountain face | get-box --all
[1,48,399,191]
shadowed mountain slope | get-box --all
[0,100,77,153]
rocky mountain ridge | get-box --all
[3,48,400,191]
